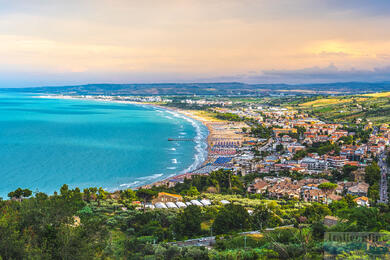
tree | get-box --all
[368,183,380,202]
[302,203,331,223]
[328,199,348,215]
[251,205,272,230]
[89,187,98,201]
[184,186,200,197]
[7,188,32,201]
[0,187,107,258]
[136,189,158,212]
[318,183,337,204]
[344,194,358,208]
[276,144,284,152]
[311,221,326,240]
[209,169,243,193]
[339,207,382,232]
[212,204,251,234]
[293,150,307,160]
[0,203,26,258]
[250,125,272,139]
[120,189,137,201]
[60,184,69,196]
[341,165,358,181]
[174,205,202,238]
[365,162,381,186]
[83,188,91,202]
[97,187,107,207]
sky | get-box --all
[1,0,390,87]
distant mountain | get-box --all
[3,82,390,96]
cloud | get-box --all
[0,1,390,87]
[2,64,390,88]
[241,65,390,84]
[323,0,390,17]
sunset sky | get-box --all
[1,0,390,87]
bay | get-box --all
[0,93,208,198]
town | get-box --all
[134,96,389,211]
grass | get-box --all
[247,233,264,239]
[186,110,224,122]
[299,98,367,107]
[299,98,350,107]
[287,93,390,125]
[362,91,390,98]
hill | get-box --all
[3,82,390,96]
[287,92,390,125]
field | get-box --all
[286,92,390,125]
[362,91,390,98]
[299,97,367,107]
[186,110,224,122]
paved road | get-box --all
[378,151,389,204]
[169,231,262,247]
[259,138,274,152]
[371,127,388,204]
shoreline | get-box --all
[36,94,214,190]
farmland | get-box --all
[287,92,390,125]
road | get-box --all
[258,137,274,152]
[372,126,389,204]
[378,151,389,204]
[169,231,262,247]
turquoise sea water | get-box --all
[0,93,208,198]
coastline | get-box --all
[36,94,214,190]
[135,106,219,189]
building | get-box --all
[152,192,183,204]
[301,157,328,171]
[354,196,370,207]
[324,216,340,227]
[247,179,269,194]
[347,183,369,197]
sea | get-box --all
[0,92,208,198]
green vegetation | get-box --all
[214,112,243,122]
[250,124,273,139]
[7,187,32,201]
[1,185,107,259]
[365,162,381,203]
[212,204,251,234]
[331,165,358,182]
[2,180,390,259]
[293,149,308,160]
[163,169,244,195]
[0,161,389,260]
[307,141,340,155]
[284,93,390,125]
[318,183,338,204]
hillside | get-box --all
[3,82,390,96]
[288,92,390,125]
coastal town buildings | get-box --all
[134,102,389,208]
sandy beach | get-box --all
[37,94,251,189]
[136,108,249,189]
[39,94,256,189]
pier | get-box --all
[168,138,194,141]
